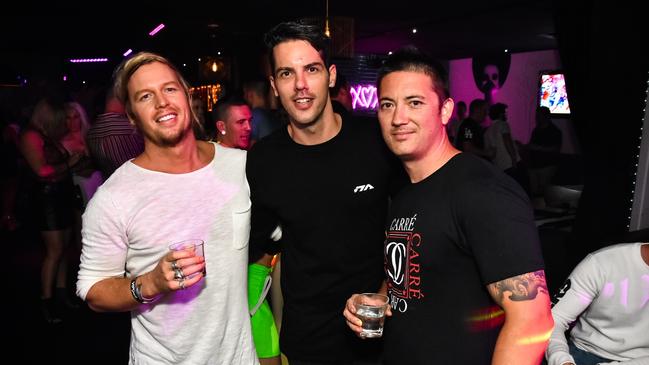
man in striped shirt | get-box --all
[86,90,144,178]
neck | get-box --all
[135,137,212,174]
[642,243,649,266]
[287,104,342,145]
[403,138,460,183]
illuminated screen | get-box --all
[539,72,571,115]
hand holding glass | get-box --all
[168,239,206,278]
[354,293,389,338]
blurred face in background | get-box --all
[65,106,82,132]
[216,104,252,150]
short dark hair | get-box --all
[377,46,449,104]
[488,103,507,120]
[213,95,249,122]
[263,20,331,74]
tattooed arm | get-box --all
[486,270,554,365]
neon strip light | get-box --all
[123,49,133,57]
[149,23,165,36]
[350,84,378,110]
[69,58,109,63]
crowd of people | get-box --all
[1,19,646,365]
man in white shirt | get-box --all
[546,242,649,365]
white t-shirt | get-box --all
[484,119,519,170]
[546,242,649,365]
[77,143,258,364]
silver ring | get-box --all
[178,279,186,290]
[171,261,179,271]
[173,267,184,280]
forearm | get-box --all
[85,277,140,312]
[491,312,553,365]
[85,273,159,312]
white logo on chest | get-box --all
[353,184,374,193]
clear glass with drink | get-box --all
[168,239,206,277]
[354,293,389,338]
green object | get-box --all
[248,263,280,358]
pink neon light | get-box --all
[123,49,133,57]
[149,23,165,36]
[69,58,108,63]
[350,84,378,110]
[602,282,615,297]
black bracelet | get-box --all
[129,278,158,304]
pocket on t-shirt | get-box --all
[232,202,251,249]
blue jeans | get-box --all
[568,340,612,365]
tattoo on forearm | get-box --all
[488,270,548,303]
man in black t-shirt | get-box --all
[344,47,553,365]
[526,106,563,205]
[455,98,493,160]
[247,21,404,365]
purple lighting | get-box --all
[123,49,133,57]
[69,58,108,63]
[350,85,378,110]
[149,23,165,36]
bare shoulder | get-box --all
[487,270,548,306]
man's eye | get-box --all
[139,93,151,101]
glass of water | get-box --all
[354,293,389,338]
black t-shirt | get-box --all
[383,153,544,365]
[246,116,406,362]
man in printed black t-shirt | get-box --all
[246,20,405,365]
[344,47,554,365]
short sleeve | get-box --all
[454,174,544,285]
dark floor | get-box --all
[6,225,131,364]
[5,214,575,364]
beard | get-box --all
[141,121,193,148]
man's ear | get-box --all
[269,76,279,97]
[441,98,455,126]
[216,120,226,134]
[328,64,337,88]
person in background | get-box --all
[546,242,649,365]
[213,96,253,150]
[85,88,144,179]
[247,20,405,365]
[62,102,103,208]
[243,78,282,145]
[330,72,353,118]
[446,99,466,143]
[343,46,553,365]
[20,98,84,324]
[526,106,562,208]
[455,98,494,160]
[76,52,257,364]
[484,102,529,195]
